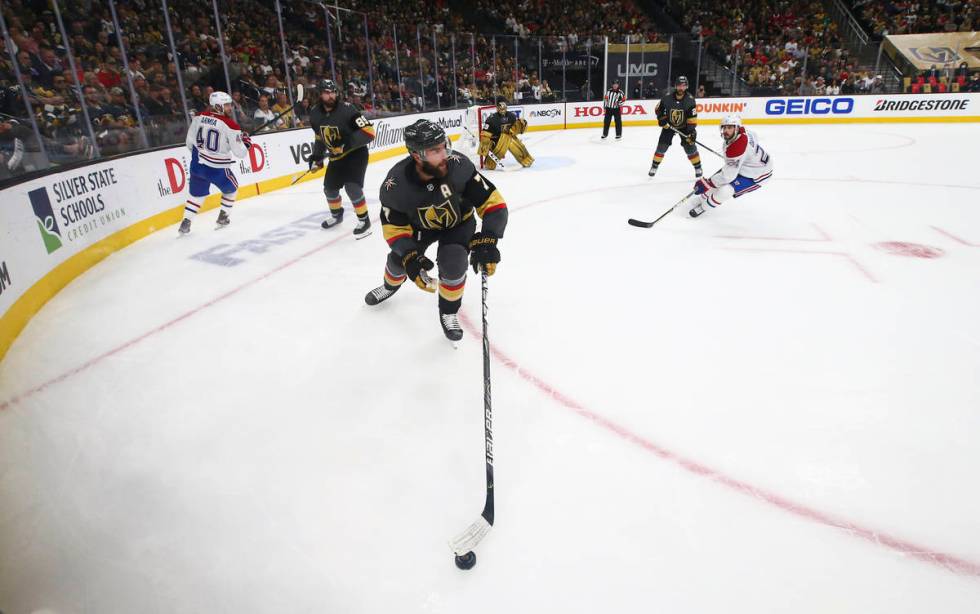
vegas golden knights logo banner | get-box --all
[418,202,459,230]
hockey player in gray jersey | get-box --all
[364,119,509,341]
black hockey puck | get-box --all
[454,551,477,570]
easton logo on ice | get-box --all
[28,187,63,254]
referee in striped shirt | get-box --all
[601,81,626,140]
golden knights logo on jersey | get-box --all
[418,201,459,230]
[416,183,460,230]
[320,125,342,146]
[669,108,685,127]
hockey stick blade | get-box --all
[449,516,492,556]
[628,189,698,229]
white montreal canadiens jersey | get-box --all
[714,127,773,184]
[186,111,248,168]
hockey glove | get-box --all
[328,144,345,158]
[693,177,714,195]
[402,250,436,292]
[658,119,668,128]
[469,232,500,275]
[683,128,696,145]
[308,151,325,171]
[241,133,253,150]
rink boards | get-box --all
[1,93,978,361]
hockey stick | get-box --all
[628,189,696,228]
[669,125,724,159]
[463,126,505,169]
[450,268,495,570]
[290,168,312,185]
[251,83,305,133]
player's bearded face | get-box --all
[722,125,737,140]
[321,91,337,108]
[418,142,449,177]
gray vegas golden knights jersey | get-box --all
[309,100,375,160]
[379,152,508,257]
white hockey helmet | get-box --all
[209,91,233,112]
[719,114,742,141]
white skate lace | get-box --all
[441,313,461,331]
[371,286,392,301]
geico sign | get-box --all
[573,104,648,117]
[765,97,854,115]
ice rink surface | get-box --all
[1,122,979,613]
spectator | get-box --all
[271,90,298,127]
[967,72,980,93]
[188,84,208,114]
[253,94,278,132]
[145,85,173,117]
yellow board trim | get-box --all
[0,141,422,361]
[0,119,976,361]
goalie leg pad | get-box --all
[507,137,534,167]
[492,134,511,162]
[478,131,493,156]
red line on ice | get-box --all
[0,229,352,413]
[931,226,980,247]
[723,247,879,283]
[715,222,833,242]
[457,311,980,579]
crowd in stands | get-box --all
[848,0,977,38]
[2,0,978,181]
[668,0,860,95]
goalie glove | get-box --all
[402,250,436,292]
[508,118,528,135]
